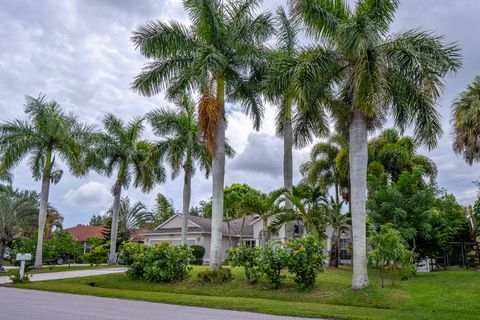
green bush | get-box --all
[190,245,205,265]
[257,242,288,289]
[120,242,193,282]
[198,267,233,283]
[9,238,35,266]
[285,235,325,290]
[85,241,109,265]
[44,231,82,262]
[8,269,29,283]
[226,245,260,282]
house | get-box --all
[64,225,105,254]
[143,214,353,264]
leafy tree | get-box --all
[368,224,414,288]
[94,115,165,264]
[149,193,176,229]
[0,187,38,268]
[452,75,480,165]
[148,95,233,244]
[89,214,105,227]
[0,94,92,268]
[291,0,461,288]
[132,0,272,269]
[44,231,82,262]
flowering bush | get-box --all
[120,241,193,282]
[257,241,288,289]
[285,235,325,290]
[226,245,260,282]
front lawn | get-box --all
[12,266,479,320]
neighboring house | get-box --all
[143,214,258,263]
[143,214,353,264]
[64,225,105,254]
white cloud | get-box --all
[63,181,112,207]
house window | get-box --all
[243,240,256,248]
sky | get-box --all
[0,0,479,228]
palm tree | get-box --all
[290,0,461,288]
[0,187,38,269]
[452,76,480,165]
[132,0,272,269]
[148,95,233,245]
[95,114,165,264]
[105,197,153,241]
[0,94,92,268]
[263,7,329,213]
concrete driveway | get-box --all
[0,287,325,320]
[0,267,126,284]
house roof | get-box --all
[64,225,105,241]
[129,229,148,241]
[143,214,257,237]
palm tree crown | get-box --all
[451,75,480,165]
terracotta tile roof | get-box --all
[129,229,148,241]
[64,225,105,241]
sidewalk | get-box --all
[0,267,126,284]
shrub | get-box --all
[257,241,288,289]
[198,267,233,284]
[285,235,325,290]
[8,269,29,283]
[9,237,35,266]
[85,241,109,265]
[226,245,260,282]
[44,231,82,262]
[190,245,205,265]
[120,242,193,282]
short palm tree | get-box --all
[263,7,329,212]
[0,187,38,268]
[95,114,165,264]
[451,76,480,165]
[132,0,272,269]
[290,0,461,288]
[0,94,92,268]
[105,197,153,240]
[148,95,233,245]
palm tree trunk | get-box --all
[210,76,225,269]
[349,109,369,289]
[108,180,122,265]
[283,98,294,241]
[34,172,51,269]
[181,167,192,245]
[239,216,246,245]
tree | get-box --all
[89,214,105,226]
[291,0,461,288]
[103,197,153,242]
[0,187,38,268]
[148,95,233,244]
[0,94,92,268]
[94,114,165,264]
[132,0,272,269]
[149,193,176,229]
[263,6,329,213]
[452,76,480,165]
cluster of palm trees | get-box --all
[0,0,472,290]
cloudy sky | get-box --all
[1,0,479,227]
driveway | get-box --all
[0,287,325,320]
[0,267,126,284]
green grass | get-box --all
[0,264,117,277]
[11,266,480,320]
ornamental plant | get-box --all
[257,241,288,289]
[226,245,260,282]
[120,242,193,282]
[285,235,325,290]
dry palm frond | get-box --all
[198,87,222,158]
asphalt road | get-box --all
[0,287,325,320]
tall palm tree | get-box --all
[290,0,461,288]
[95,114,165,264]
[148,95,234,245]
[0,187,38,268]
[263,7,329,212]
[452,76,480,165]
[132,0,272,269]
[0,94,92,268]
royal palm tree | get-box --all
[95,114,165,264]
[263,7,329,212]
[452,76,480,165]
[0,94,92,268]
[290,0,461,288]
[132,0,272,269]
[0,187,38,268]
[148,95,233,245]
